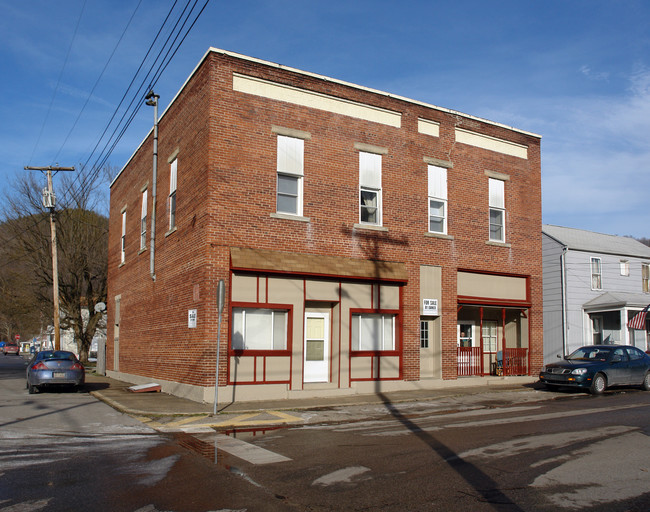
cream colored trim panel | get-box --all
[455,128,528,159]
[233,73,402,128]
[418,118,440,137]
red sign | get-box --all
[15,335,20,341]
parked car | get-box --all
[3,342,20,356]
[539,344,650,395]
[25,350,85,394]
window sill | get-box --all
[119,261,125,268]
[425,232,454,240]
[353,223,388,232]
[138,247,147,255]
[165,226,177,237]
[485,240,511,248]
[270,212,310,223]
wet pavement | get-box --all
[86,371,542,432]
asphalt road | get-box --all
[2,354,649,511]
[0,355,297,512]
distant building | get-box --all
[107,48,543,404]
[542,225,650,362]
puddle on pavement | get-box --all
[173,425,288,465]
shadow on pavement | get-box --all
[378,392,526,511]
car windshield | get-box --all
[567,347,611,361]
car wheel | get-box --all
[590,373,607,395]
[642,372,650,391]
[28,383,37,394]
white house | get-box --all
[542,225,650,363]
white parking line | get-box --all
[197,434,291,465]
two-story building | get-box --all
[107,48,543,404]
[542,225,650,363]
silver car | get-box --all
[26,350,85,394]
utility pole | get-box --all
[24,165,75,350]
[145,90,159,282]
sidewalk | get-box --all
[86,371,541,428]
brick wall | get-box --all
[108,50,543,388]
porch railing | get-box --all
[457,346,482,376]
[501,348,528,376]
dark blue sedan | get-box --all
[26,350,85,394]
[540,345,650,394]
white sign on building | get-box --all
[188,309,197,328]
[423,298,438,315]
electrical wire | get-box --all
[28,0,87,166]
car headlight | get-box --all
[571,368,587,375]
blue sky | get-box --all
[1,0,649,237]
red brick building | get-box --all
[107,48,543,404]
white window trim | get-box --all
[276,135,304,216]
[488,178,506,243]
[358,151,382,226]
[169,158,177,230]
[140,189,147,251]
[120,210,126,264]
[591,257,603,290]
[428,165,448,235]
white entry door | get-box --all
[304,312,329,383]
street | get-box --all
[1,355,650,511]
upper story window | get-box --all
[591,257,602,290]
[140,189,147,251]
[169,158,177,230]
[276,135,304,216]
[120,210,126,264]
[643,263,649,293]
[351,313,395,351]
[231,308,288,351]
[620,259,629,276]
[488,178,505,242]
[359,151,382,225]
[428,165,447,234]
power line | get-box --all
[28,0,87,166]
[53,0,145,164]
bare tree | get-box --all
[2,165,112,362]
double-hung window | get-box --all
[359,152,382,225]
[591,257,602,290]
[120,210,126,264]
[276,135,304,216]
[428,165,447,234]
[643,263,649,293]
[351,313,395,351]
[140,189,147,251]
[488,178,505,242]
[169,158,177,230]
[231,308,288,351]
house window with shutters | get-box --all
[642,263,649,293]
